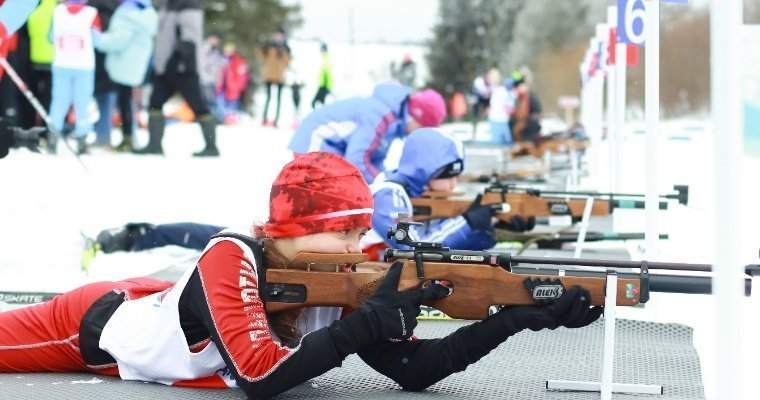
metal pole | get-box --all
[614,42,627,194]
[710,0,744,398]
[644,0,659,260]
[606,8,618,192]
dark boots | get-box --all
[76,136,88,155]
[193,116,219,157]
[96,223,149,253]
[133,111,164,155]
[113,133,132,153]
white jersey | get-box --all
[52,4,97,70]
[99,231,341,387]
[488,86,516,123]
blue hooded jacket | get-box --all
[96,0,158,87]
[288,82,410,183]
[365,128,496,251]
[0,0,40,33]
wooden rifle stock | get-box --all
[411,191,612,223]
[264,259,640,320]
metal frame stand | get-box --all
[570,147,580,189]
[573,197,595,258]
[546,272,663,398]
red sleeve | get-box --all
[91,13,101,31]
[196,240,297,381]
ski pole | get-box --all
[0,55,86,169]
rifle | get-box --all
[458,165,550,183]
[509,138,590,159]
[262,215,758,320]
[410,184,688,224]
[494,230,669,250]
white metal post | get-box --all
[607,7,618,193]
[614,42,627,194]
[546,270,661,396]
[599,272,618,400]
[644,0,659,260]
[573,197,595,259]
[710,1,744,399]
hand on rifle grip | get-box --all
[463,194,497,232]
[359,261,449,342]
[498,286,603,332]
[494,215,536,233]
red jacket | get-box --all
[216,53,249,102]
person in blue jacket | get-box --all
[0,0,39,37]
[288,83,446,184]
[360,127,498,259]
[94,0,157,151]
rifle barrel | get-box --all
[510,266,752,296]
[553,232,669,242]
[507,255,713,272]
[386,249,713,272]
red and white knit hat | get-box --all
[262,152,374,238]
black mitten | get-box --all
[359,261,449,341]
[0,118,11,159]
[463,194,496,232]
[495,215,536,232]
[496,286,603,333]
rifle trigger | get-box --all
[414,252,425,280]
[640,261,650,303]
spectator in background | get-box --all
[311,42,332,109]
[448,91,467,122]
[137,0,218,157]
[215,42,249,126]
[199,34,224,122]
[95,0,157,153]
[471,72,492,122]
[48,0,102,155]
[287,67,302,129]
[486,68,514,146]
[508,72,542,143]
[0,0,40,80]
[289,83,447,184]
[257,27,290,127]
[89,0,119,149]
[391,52,416,89]
[25,0,56,128]
[0,7,21,128]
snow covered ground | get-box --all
[0,117,758,399]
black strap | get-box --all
[80,291,126,368]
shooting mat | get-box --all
[0,318,703,400]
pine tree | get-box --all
[425,0,525,97]
[507,0,605,73]
[202,0,302,61]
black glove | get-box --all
[495,215,535,232]
[497,286,603,333]
[0,118,11,159]
[358,261,449,341]
[463,194,496,232]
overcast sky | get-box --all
[285,0,440,44]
